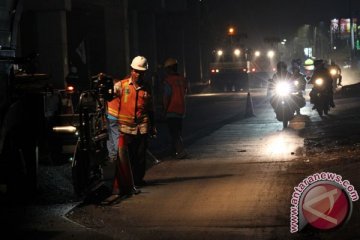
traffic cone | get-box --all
[244,91,255,117]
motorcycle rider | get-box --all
[329,60,342,88]
[267,61,293,98]
[309,59,335,108]
[291,60,307,115]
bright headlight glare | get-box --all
[294,80,299,86]
[330,69,337,75]
[275,81,291,96]
[315,78,323,86]
[52,126,77,133]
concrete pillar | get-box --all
[37,11,68,88]
[24,0,70,89]
[104,0,129,77]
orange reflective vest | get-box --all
[164,74,187,115]
[107,97,120,119]
[117,78,151,127]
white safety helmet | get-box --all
[130,56,148,71]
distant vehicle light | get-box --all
[216,69,220,73]
[267,50,275,59]
[234,49,241,56]
[252,68,256,72]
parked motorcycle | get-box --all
[309,77,331,117]
[270,80,305,128]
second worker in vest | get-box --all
[112,56,156,195]
[163,58,189,159]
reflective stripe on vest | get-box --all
[107,97,120,118]
[118,78,150,126]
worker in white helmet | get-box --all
[105,56,156,204]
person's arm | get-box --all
[114,81,122,97]
[146,88,157,137]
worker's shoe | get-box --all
[100,194,121,205]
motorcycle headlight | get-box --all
[330,69,337,76]
[275,81,291,96]
[315,78,323,86]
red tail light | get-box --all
[66,85,75,93]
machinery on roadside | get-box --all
[0,0,58,198]
[55,73,114,197]
[209,58,249,92]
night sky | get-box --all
[204,0,360,48]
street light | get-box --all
[228,27,235,36]
[254,51,261,57]
[234,49,240,57]
[217,50,223,56]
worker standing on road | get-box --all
[163,58,188,159]
[112,56,156,196]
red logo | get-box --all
[302,183,350,230]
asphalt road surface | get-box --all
[3,87,360,240]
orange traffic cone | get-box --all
[244,91,255,117]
